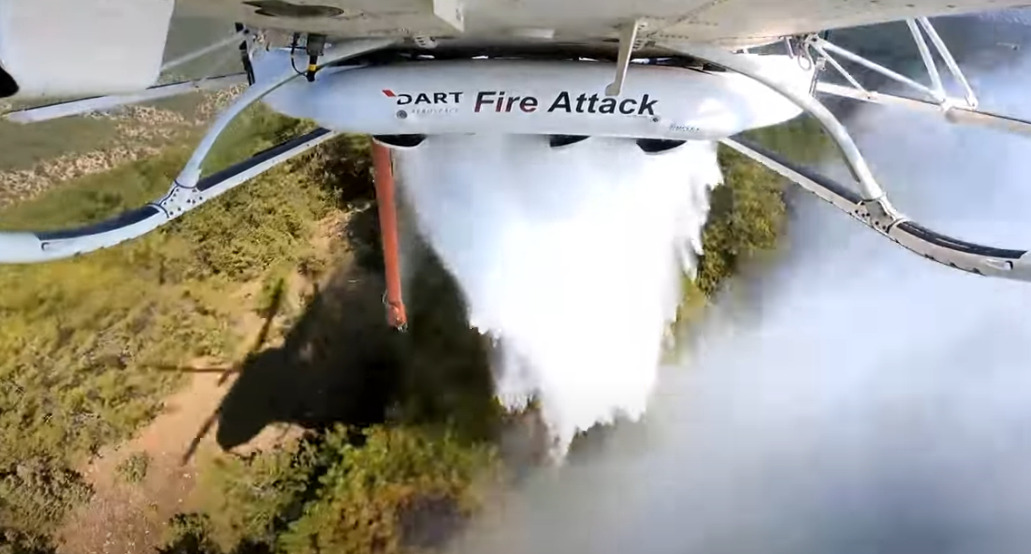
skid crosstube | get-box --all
[724,137,1031,281]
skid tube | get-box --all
[663,42,1031,282]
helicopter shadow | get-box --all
[215,267,398,449]
[183,205,503,456]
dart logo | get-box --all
[382,89,464,105]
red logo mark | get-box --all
[382,89,397,97]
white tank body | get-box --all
[258,54,813,140]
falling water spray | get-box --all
[395,134,721,455]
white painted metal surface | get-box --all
[2,74,248,124]
[0,0,174,97]
[177,0,1031,48]
[257,54,812,140]
[0,0,1021,99]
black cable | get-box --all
[235,23,256,85]
[289,33,305,76]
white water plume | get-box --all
[395,134,721,453]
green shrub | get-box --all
[0,528,58,554]
[0,460,92,544]
[306,134,374,205]
[693,146,789,295]
[182,425,498,554]
[115,452,150,484]
[195,438,318,551]
[159,513,222,554]
[278,426,498,554]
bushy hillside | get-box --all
[0,112,819,554]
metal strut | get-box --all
[661,42,1031,282]
[800,18,1031,136]
[160,28,250,74]
[372,142,408,331]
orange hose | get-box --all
[372,142,407,330]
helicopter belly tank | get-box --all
[259,55,812,141]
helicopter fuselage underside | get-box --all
[175,0,1031,49]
